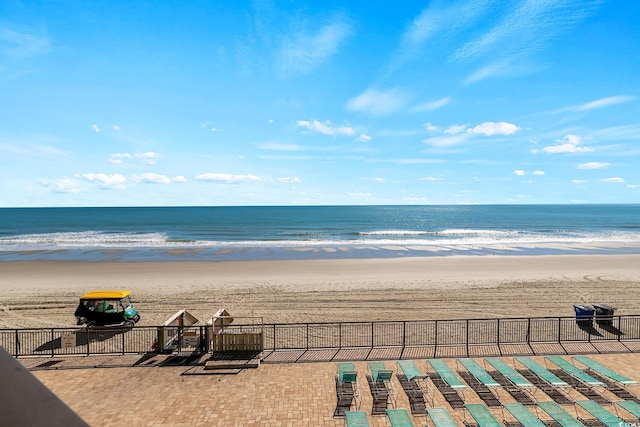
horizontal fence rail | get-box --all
[1,315,639,359]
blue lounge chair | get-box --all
[537,402,584,427]
[575,400,623,427]
[426,408,457,427]
[464,403,502,427]
[545,356,604,387]
[397,360,427,381]
[502,403,546,427]
[573,356,639,385]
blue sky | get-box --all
[1,0,639,207]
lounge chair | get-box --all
[427,359,466,409]
[426,407,457,427]
[502,402,546,427]
[573,355,639,386]
[615,400,640,421]
[575,400,623,427]
[515,356,573,405]
[537,402,584,427]
[427,359,467,390]
[456,358,501,407]
[464,403,502,427]
[345,411,370,427]
[545,356,610,405]
[366,362,396,415]
[395,360,426,415]
[483,358,535,405]
[386,409,414,427]
[334,363,361,417]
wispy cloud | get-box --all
[277,15,352,77]
[278,177,301,184]
[132,173,187,184]
[297,120,355,137]
[40,178,81,194]
[410,97,451,113]
[600,177,624,183]
[576,95,635,111]
[195,173,261,184]
[345,88,410,116]
[577,162,610,170]
[0,28,51,58]
[109,152,161,165]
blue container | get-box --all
[573,304,594,326]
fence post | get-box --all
[527,318,531,345]
[434,320,438,354]
[50,328,55,357]
[617,316,621,342]
[122,326,126,354]
[371,322,374,349]
[497,318,501,346]
[402,321,406,350]
[306,323,309,350]
[557,317,561,343]
[466,319,470,357]
[339,323,342,349]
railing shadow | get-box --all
[35,328,127,351]
[598,323,623,336]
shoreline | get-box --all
[2,253,640,329]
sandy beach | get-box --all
[2,254,640,329]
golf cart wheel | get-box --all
[124,320,135,328]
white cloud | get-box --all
[132,173,186,184]
[109,152,161,165]
[600,177,624,183]
[297,120,356,137]
[41,178,81,194]
[514,170,526,176]
[533,170,545,176]
[572,180,587,184]
[420,176,443,182]
[91,124,100,133]
[423,123,439,132]
[195,173,261,184]
[444,125,467,135]
[411,97,451,112]
[345,88,409,116]
[576,95,635,111]
[0,28,51,58]
[423,133,471,147]
[79,173,127,189]
[259,142,300,151]
[347,192,371,198]
[542,134,593,154]
[627,184,640,189]
[357,133,371,143]
[277,16,352,77]
[112,125,121,131]
[467,122,520,136]
[278,177,301,184]
[577,162,610,170]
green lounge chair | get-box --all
[458,358,500,388]
[339,362,358,384]
[484,358,534,388]
[515,356,569,387]
[502,403,546,427]
[537,402,584,427]
[345,411,370,427]
[573,356,639,385]
[397,360,427,381]
[386,409,414,427]
[426,408,457,427]
[464,403,502,427]
[576,400,623,427]
[545,356,604,387]
[427,359,467,389]
[369,361,393,382]
[616,400,640,420]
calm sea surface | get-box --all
[0,205,639,261]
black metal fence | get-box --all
[2,315,639,359]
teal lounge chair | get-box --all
[386,409,414,427]
[484,358,534,388]
[427,359,467,389]
[345,411,370,427]
[426,408,457,427]
[397,360,427,381]
[458,358,500,388]
[515,356,569,387]
[502,403,546,427]
[339,362,358,384]
[573,356,639,385]
[545,356,604,387]
[575,400,623,427]
[369,361,393,382]
[464,403,502,427]
[537,402,584,427]
[615,400,640,420]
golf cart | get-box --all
[74,290,141,327]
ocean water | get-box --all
[0,205,639,261]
